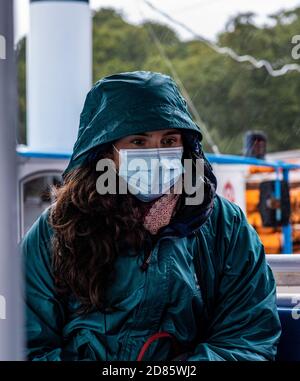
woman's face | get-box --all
[113,128,183,168]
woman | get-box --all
[22,71,281,361]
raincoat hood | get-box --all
[62,71,203,178]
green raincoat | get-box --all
[22,71,281,361]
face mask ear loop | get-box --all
[112,145,121,170]
[112,144,119,154]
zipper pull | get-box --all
[140,233,153,272]
[140,250,152,271]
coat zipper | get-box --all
[120,235,173,359]
[140,249,152,271]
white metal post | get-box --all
[0,0,24,360]
[27,0,92,153]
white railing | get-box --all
[266,255,300,307]
[276,294,300,308]
[267,254,300,273]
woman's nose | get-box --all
[148,139,163,148]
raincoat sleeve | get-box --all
[187,204,282,361]
[21,208,66,361]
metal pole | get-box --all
[0,0,24,360]
[282,168,293,254]
[274,167,281,223]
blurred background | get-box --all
[15,0,300,153]
[13,0,300,256]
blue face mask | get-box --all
[113,145,184,202]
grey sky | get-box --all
[15,0,300,43]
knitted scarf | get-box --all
[142,192,181,235]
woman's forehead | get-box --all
[124,129,181,138]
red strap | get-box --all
[136,332,175,361]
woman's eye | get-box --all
[162,138,176,145]
[131,139,145,146]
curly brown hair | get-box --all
[49,135,216,315]
[49,147,153,314]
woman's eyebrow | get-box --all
[162,131,181,136]
[129,133,150,137]
[128,131,180,138]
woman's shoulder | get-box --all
[23,205,54,242]
[20,205,55,268]
[200,194,259,257]
[206,194,247,233]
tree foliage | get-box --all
[17,6,300,154]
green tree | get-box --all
[17,6,300,154]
